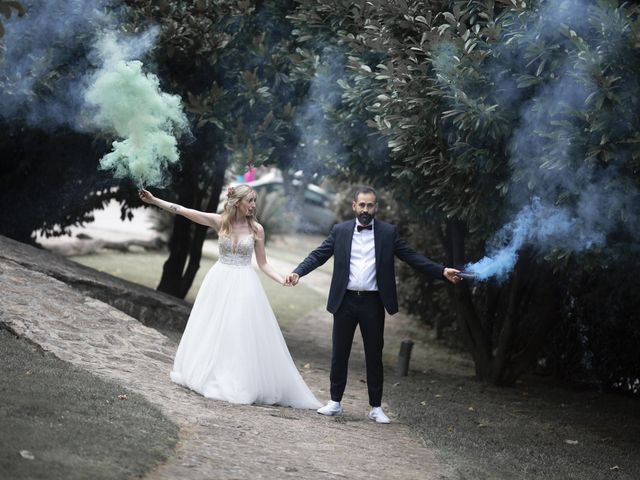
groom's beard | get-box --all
[357,212,374,225]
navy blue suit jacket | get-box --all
[293,219,445,315]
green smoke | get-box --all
[85,37,188,187]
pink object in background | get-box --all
[243,166,257,182]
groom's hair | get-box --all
[353,186,377,201]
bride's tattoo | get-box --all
[168,203,181,213]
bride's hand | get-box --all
[284,273,299,286]
[138,189,155,204]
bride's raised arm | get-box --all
[138,189,222,230]
[253,223,286,285]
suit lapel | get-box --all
[344,219,355,265]
[374,220,382,268]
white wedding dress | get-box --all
[170,234,321,409]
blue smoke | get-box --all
[292,45,347,173]
[1,0,187,188]
[466,197,607,281]
[0,0,120,128]
[0,0,162,133]
[464,0,640,281]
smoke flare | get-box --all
[464,196,612,282]
[84,33,189,187]
[461,0,640,281]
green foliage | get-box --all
[118,1,316,297]
[123,1,287,174]
[290,0,510,232]
[287,2,392,185]
[123,0,332,189]
[500,0,640,233]
[290,0,640,387]
[294,0,640,246]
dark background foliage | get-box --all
[1,0,638,393]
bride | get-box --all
[139,185,321,409]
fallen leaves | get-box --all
[19,450,35,460]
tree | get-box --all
[0,1,316,299]
[123,0,322,297]
[290,0,640,385]
[0,1,133,245]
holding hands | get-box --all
[285,273,300,287]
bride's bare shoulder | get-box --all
[253,222,265,239]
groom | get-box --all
[286,187,461,423]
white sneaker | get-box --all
[317,400,343,416]
[368,406,390,424]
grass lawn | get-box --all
[0,328,178,480]
[69,245,325,330]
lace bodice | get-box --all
[218,234,254,267]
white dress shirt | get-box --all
[347,220,378,291]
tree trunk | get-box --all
[439,219,561,386]
[157,152,227,299]
[157,215,193,296]
[443,220,493,378]
[488,250,558,386]
[491,256,525,385]
[177,191,222,297]
[506,265,562,384]
[455,286,494,379]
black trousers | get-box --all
[330,290,386,407]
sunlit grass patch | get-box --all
[70,248,325,329]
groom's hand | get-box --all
[285,273,300,286]
[443,268,462,284]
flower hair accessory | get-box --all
[227,186,235,197]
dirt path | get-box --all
[1,254,451,479]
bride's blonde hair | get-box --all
[219,184,260,237]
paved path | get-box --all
[1,252,451,479]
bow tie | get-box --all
[357,224,373,232]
